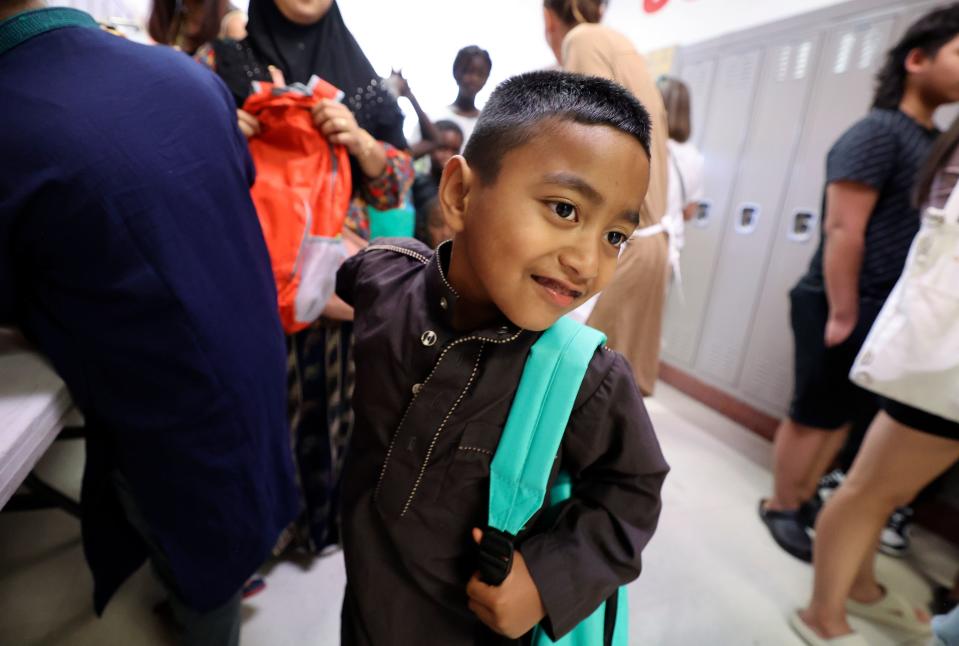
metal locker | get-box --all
[738,16,896,414]
[678,59,717,150]
[695,34,822,388]
[661,48,762,368]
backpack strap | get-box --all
[479,316,605,585]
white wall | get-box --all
[58,0,851,115]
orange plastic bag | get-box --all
[243,76,353,333]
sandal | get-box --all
[845,587,932,636]
[788,611,869,645]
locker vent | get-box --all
[741,56,757,85]
[749,355,792,410]
[777,46,791,82]
[794,41,812,79]
[726,54,756,88]
[833,32,856,74]
[858,27,882,70]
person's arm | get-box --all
[0,245,15,325]
[822,181,878,347]
[818,117,896,347]
[388,71,442,159]
[515,352,669,640]
[354,144,414,212]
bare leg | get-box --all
[768,418,842,511]
[801,425,850,502]
[799,412,959,638]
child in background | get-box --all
[336,70,669,645]
[413,119,463,247]
[391,45,492,161]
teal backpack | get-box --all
[478,316,629,646]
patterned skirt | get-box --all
[287,319,356,553]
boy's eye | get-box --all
[606,231,627,247]
[549,201,578,221]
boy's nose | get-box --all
[558,243,600,283]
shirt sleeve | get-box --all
[335,251,366,307]
[826,117,897,190]
[357,144,414,211]
[520,351,669,640]
[0,231,15,325]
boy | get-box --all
[336,70,669,645]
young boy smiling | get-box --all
[336,70,669,645]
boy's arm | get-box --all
[335,245,370,307]
[519,351,669,640]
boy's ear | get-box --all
[438,155,473,234]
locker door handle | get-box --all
[735,203,760,234]
[693,200,711,228]
[787,209,817,243]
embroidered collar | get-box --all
[0,7,98,57]
[425,240,523,342]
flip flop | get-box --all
[845,588,932,636]
[788,611,869,646]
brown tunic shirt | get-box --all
[336,239,669,645]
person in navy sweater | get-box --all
[0,2,298,644]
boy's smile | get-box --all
[441,118,650,331]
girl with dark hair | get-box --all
[199,0,413,555]
[148,0,245,54]
[789,117,959,645]
[541,0,670,396]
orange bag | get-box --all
[243,75,353,333]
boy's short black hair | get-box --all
[873,3,959,109]
[463,70,651,185]
[453,45,492,80]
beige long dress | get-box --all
[562,22,670,396]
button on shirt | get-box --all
[336,238,669,645]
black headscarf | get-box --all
[212,0,406,149]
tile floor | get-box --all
[1,383,956,645]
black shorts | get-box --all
[880,397,959,441]
[788,285,882,430]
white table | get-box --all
[0,328,74,509]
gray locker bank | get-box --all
[662,0,958,421]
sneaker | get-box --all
[817,469,846,503]
[759,500,812,562]
[879,506,912,557]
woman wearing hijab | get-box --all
[200,0,414,555]
[543,0,671,396]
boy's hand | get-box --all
[467,528,546,639]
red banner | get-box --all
[644,0,671,12]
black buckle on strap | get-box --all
[478,527,515,585]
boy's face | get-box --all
[910,34,959,105]
[442,119,649,331]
